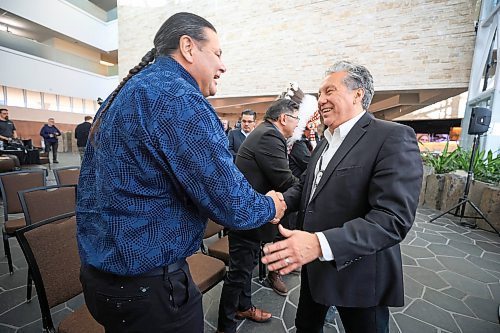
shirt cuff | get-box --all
[316,232,334,261]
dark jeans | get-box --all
[80,262,203,333]
[44,141,58,161]
[217,232,260,333]
[295,265,389,333]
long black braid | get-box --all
[89,48,156,145]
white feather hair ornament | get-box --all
[287,94,318,147]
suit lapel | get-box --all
[309,113,373,203]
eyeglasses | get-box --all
[285,114,300,121]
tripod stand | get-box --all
[429,134,500,236]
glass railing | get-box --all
[0,31,117,76]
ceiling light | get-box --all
[99,60,115,67]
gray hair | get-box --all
[264,99,299,121]
[325,61,374,110]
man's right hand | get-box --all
[266,190,286,224]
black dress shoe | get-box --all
[53,160,59,163]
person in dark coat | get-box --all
[263,61,423,333]
[217,99,300,333]
[40,118,61,163]
[227,109,256,160]
[75,116,93,160]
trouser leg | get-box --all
[78,147,85,160]
[52,142,58,161]
[336,305,389,333]
[295,265,329,333]
[217,233,260,333]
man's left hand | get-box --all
[262,225,322,275]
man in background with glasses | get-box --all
[217,99,300,333]
[262,61,423,333]
[228,109,256,160]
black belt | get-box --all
[86,259,187,278]
[138,259,187,277]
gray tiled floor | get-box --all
[1,152,499,332]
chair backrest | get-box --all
[15,212,81,331]
[0,170,46,220]
[204,219,224,238]
[18,185,77,226]
[53,166,80,185]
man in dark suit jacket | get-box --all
[75,116,93,160]
[217,99,300,333]
[262,61,423,333]
[227,109,256,160]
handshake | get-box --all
[266,190,287,224]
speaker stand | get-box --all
[429,135,500,236]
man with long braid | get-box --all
[76,12,286,332]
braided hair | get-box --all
[89,49,156,144]
[89,12,216,145]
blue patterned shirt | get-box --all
[76,56,275,275]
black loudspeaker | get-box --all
[468,107,491,135]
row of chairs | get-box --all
[1,167,80,274]
[1,167,233,332]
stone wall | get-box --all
[421,173,500,233]
[117,0,477,96]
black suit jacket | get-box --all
[289,138,311,177]
[227,129,247,160]
[233,121,299,242]
[284,112,423,307]
[75,122,92,147]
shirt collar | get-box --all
[323,111,366,145]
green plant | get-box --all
[475,150,500,185]
[420,141,458,174]
[421,143,500,185]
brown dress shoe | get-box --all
[235,306,272,322]
[267,271,288,296]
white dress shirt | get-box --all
[314,111,366,261]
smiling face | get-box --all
[190,28,226,97]
[317,71,364,132]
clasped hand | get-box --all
[266,190,286,224]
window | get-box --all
[26,90,42,109]
[0,86,5,105]
[43,93,58,111]
[59,96,72,112]
[84,99,96,114]
[73,98,84,113]
[6,87,25,107]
